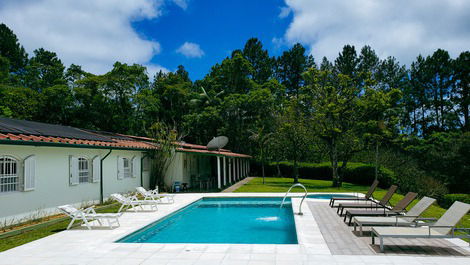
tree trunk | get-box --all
[262,163,265,184]
[375,141,379,181]
[330,139,340,187]
[293,159,299,183]
[276,162,281,177]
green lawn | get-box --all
[235,177,470,241]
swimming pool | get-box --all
[307,194,357,200]
[118,197,298,244]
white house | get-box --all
[0,118,251,225]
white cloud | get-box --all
[279,6,291,18]
[172,0,188,10]
[282,0,470,66]
[145,63,169,77]
[0,0,166,74]
[176,42,205,58]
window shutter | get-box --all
[69,156,79,185]
[117,156,124,180]
[23,155,36,191]
[92,156,101,183]
[132,156,140,178]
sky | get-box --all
[1,0,469,81]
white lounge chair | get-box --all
[111,193,158,212]
[58,205,122,230]
[352,196,436,235]
[371,201,470,252]
[136,187,175,204]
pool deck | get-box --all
[1,192,469,265]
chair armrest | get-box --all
[83,207,97,214]
[452,228,470,235]
[415,217,438,222]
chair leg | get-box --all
[380,237,384,252]
[118,204,125,213]
[359,224,363,236]
[83,218,91,230]
[66,217,76,230]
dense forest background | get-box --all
[0,23,468,196]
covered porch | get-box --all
[168,147,251,192]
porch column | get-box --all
[229,158,232,184]
[217,156,221,189]
[237,158,242,180]
[243,159,246,177]
[238,158,241,180]
[222,156,227,186]
[247,160,250,177]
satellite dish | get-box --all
[207,136,229,151]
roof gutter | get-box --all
[0,139,151,151]
[175,149,251,159]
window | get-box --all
[0,156,19,193]
[123,158,131,178]
[78,157,90,183]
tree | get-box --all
[275,99,310,183]
[23,48,65,91]
[453,51,470,131]
[0,23,28,73]
[276,43,314,97]
[303,68,362,187]
[249,126,273,184]
[242,38,273,83]
[146,122,179,190]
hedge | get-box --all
[439,194,470,209]
[255,161,395,188]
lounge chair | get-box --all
[337,185,398,215]
[111,193,158,212]
[371,201,470,252]
[352,196,436,235]
[136,187,175,204]
[343,192,418,225]
[329,180,379,207]
[58,204,122,230]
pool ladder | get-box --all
[280,183,308,215]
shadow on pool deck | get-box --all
[307,201,470,256]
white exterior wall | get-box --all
[0,144,147,225]
[163,152,212,189]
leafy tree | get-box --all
[276,43,314,97]
[303,68,362,187]
[0,23,28,73]
[146,122,180,190]
[242,38,273,83]
[453,51,469,131]
[274,99,310,183]
[23,48,65,91]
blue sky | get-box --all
[133,0,291,80]
[1,0,468,80]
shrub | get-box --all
[254,161,395,188]
[439,194,470,209]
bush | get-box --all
[254,161,395,188]
[439,194,470,209]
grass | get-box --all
[0,203,122,252]
[235,177,470,241]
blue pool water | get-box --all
[118,197,298,244]
[307,194,357,200]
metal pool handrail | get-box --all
[280,183,308,215]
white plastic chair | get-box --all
[111,193,158,212]
[58,205,122,230]
[136,187,175,204]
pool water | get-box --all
[307,194,357,200]
[118,197,298,244]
